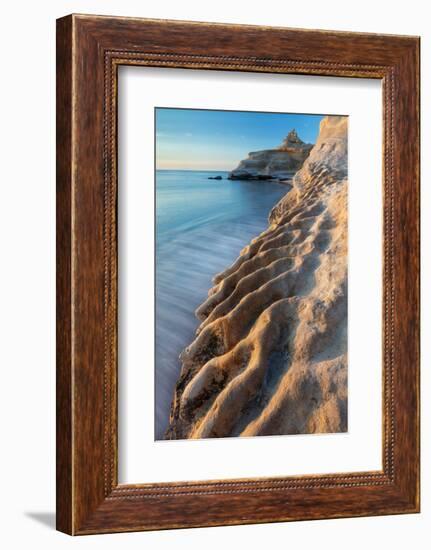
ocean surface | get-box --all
[155,169,288,439]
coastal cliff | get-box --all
[166,116,348,440]
[228,129,313,181]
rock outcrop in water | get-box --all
[228,129,313,181]
[166,116,348,440]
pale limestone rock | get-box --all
[228,129,313,181]
[166,116,348,440]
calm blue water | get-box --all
[155,170,287,439]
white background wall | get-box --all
[0,0,428,548]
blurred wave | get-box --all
[155,170,287,439]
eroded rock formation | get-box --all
[166,116,348,440]
[228,129,313,181]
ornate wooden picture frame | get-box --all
[56,14,420,535]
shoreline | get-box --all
[155,170,287,439]
[165,116,348,441]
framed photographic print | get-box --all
[56,14,420,534]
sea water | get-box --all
[155,169,287,439]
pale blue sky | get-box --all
[155,108,325,171]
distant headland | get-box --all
[227,129,313,182]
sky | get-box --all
[155,108,325,171]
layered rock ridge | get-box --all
[166,116,348,440]
[228,129,313,181]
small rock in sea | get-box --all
[208,175,223,180]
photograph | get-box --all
[155,108,348,441]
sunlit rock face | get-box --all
[166,116,348,440]
[228,129,313,181]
